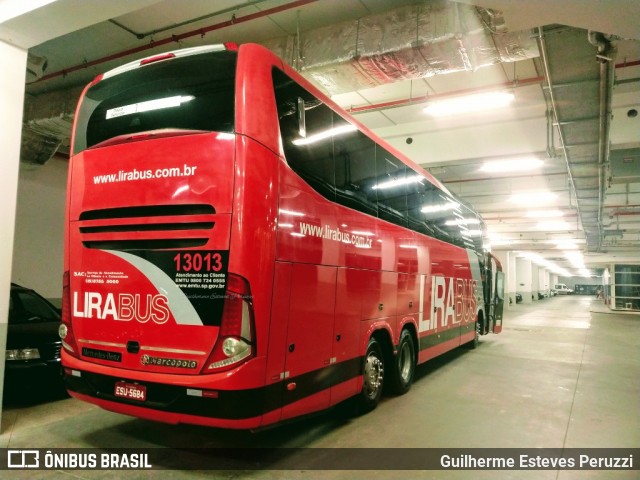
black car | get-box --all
[515,293,523,303]
[4,283,64,399]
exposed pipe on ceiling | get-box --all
[588,30,617,253]
[347,75,544,114]
[345,59,636,115]
[109,0,274,39]
[535,27,584,242]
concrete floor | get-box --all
[1,295,638,479]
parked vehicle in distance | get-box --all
[4,283,64,399]
[554,284,574,295]
[515,293,523,303]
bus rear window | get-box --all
[73,51,236,154]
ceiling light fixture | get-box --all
[554,241,579,250]
[292,124,356,146]
[372,174,423,190]
[537,221,570,231]
[444,218,481,226]
[480,157,544,173]
[421,201,459,214]
[424,91,515,116]
[526,209,564,218]
[519,251,571,277]
[511,191,557,205]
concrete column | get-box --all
[531,264,540,301]
[516,257,533,303]
[0,39,27,412]
[540,269,550,296]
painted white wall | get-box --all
[0,0,163,432]
[11,158,67,300]
[0,38,27,414]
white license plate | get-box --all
[114,381,146,401]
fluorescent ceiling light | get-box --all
[421,201,459,214]
[565,251,585,269]
[292,124,357,146]
[372,174,423,190]
[480,157,543,173]
[444,218,480,226]
[518,251,571,276]
[554,241,578,250]
[536,221,570,230]
[487,232,514,246]
[511,191,556,205]
[106,95,194,119]
[526,209,564,218]
[424,91,514,116]
[490,239,515,246]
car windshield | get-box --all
[9,290,60,324]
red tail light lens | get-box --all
[203,274,254,373]
[60,270,79,356]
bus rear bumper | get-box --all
[62,352,272,430]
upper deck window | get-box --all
[73,51,237,154]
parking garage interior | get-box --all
[1,1,639,478]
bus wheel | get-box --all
[357,337,385,413]
[389,329,415,395]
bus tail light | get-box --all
[60,270,79,356]
[203,274,254,372]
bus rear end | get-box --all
[61,44,270,429]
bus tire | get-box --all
[388,329,416,395]
[356,337,385,413]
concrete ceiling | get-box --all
[9,0,640,275]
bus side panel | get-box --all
[230,136,279,386]
[331,268,364,405]
[277,177,340,267]
[397,273,420,317]
[261,261,292,427]
[235,44,284,156]
[280,263,336,422]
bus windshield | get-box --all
[73,50,237,154]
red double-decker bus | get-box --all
[61,42,504,430]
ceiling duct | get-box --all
[26,52,48,83]
[264,2,539,95]
[20,125,62,165]
[609,147,640,184]
[23,2,538,152]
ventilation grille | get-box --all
[79,204,216,251]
